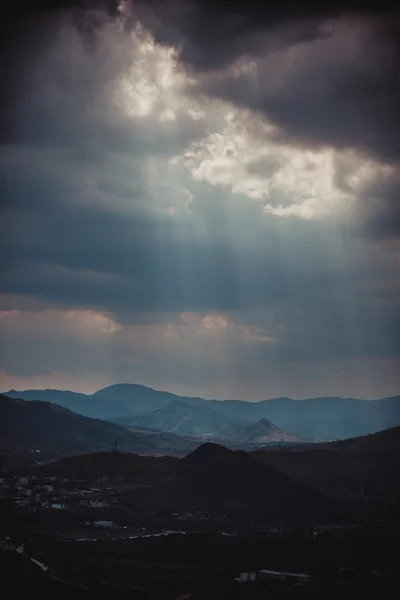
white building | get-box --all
[93,520,115,528]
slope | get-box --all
[131,443,334,521]
[114,400,242,435]
[4,385,400,441]
[0,394,199,460]
[253,426,400,499]
[22,443,335,521]
[214,418,305,446]
[35,451,178,482]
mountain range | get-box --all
[3,387,400,517]
[4,383,400,442]
[0,394,199,459]
[113,400,242,435]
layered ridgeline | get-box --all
[0,395,301,462]
[115,404,305,446]
[114,400,243,435]
[5,384,400,442]
[0,394,199,460]
[3,390,399,513]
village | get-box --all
[0,469,237,536]
[0,471,119,513]
[1,466,399,599]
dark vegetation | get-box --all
[253,426,400,499]
[1,411,400,598]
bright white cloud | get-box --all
[113,22,198,124]
[173,109,391,219]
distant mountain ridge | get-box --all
[114,400,243,435]
[212,418,305,446]
[0,394,200,460]
[4,384,400,442]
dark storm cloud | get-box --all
[355,168,400,239]
[2,1,399,162]
[132,1,396,68]
[116,2,400,162]
[194,16,399,163]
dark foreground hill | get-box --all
[0,395,199,460]
[301,425,400,454]
[29,442,334,521]
[129,443,333,521]
[36,450,179,482]
[253,426,400,499]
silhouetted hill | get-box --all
[253,426,400,499]
[183,441,233,463]
[311,425,400,454]
[131,443,334,520]
[0,395,199,459]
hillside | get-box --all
[31,443,334,521]
[35,451,178,482]
[4,385,400,442]
[208,396,400,441]
[213,418,305,446]
[0,395,199,460]
[310,425,400,454]
[115,400,242,435]
[130,443,334,520]
[3,384,192,420]
[253,426,400,499]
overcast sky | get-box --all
[0,0,399,400]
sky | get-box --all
[0,0,399,400]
